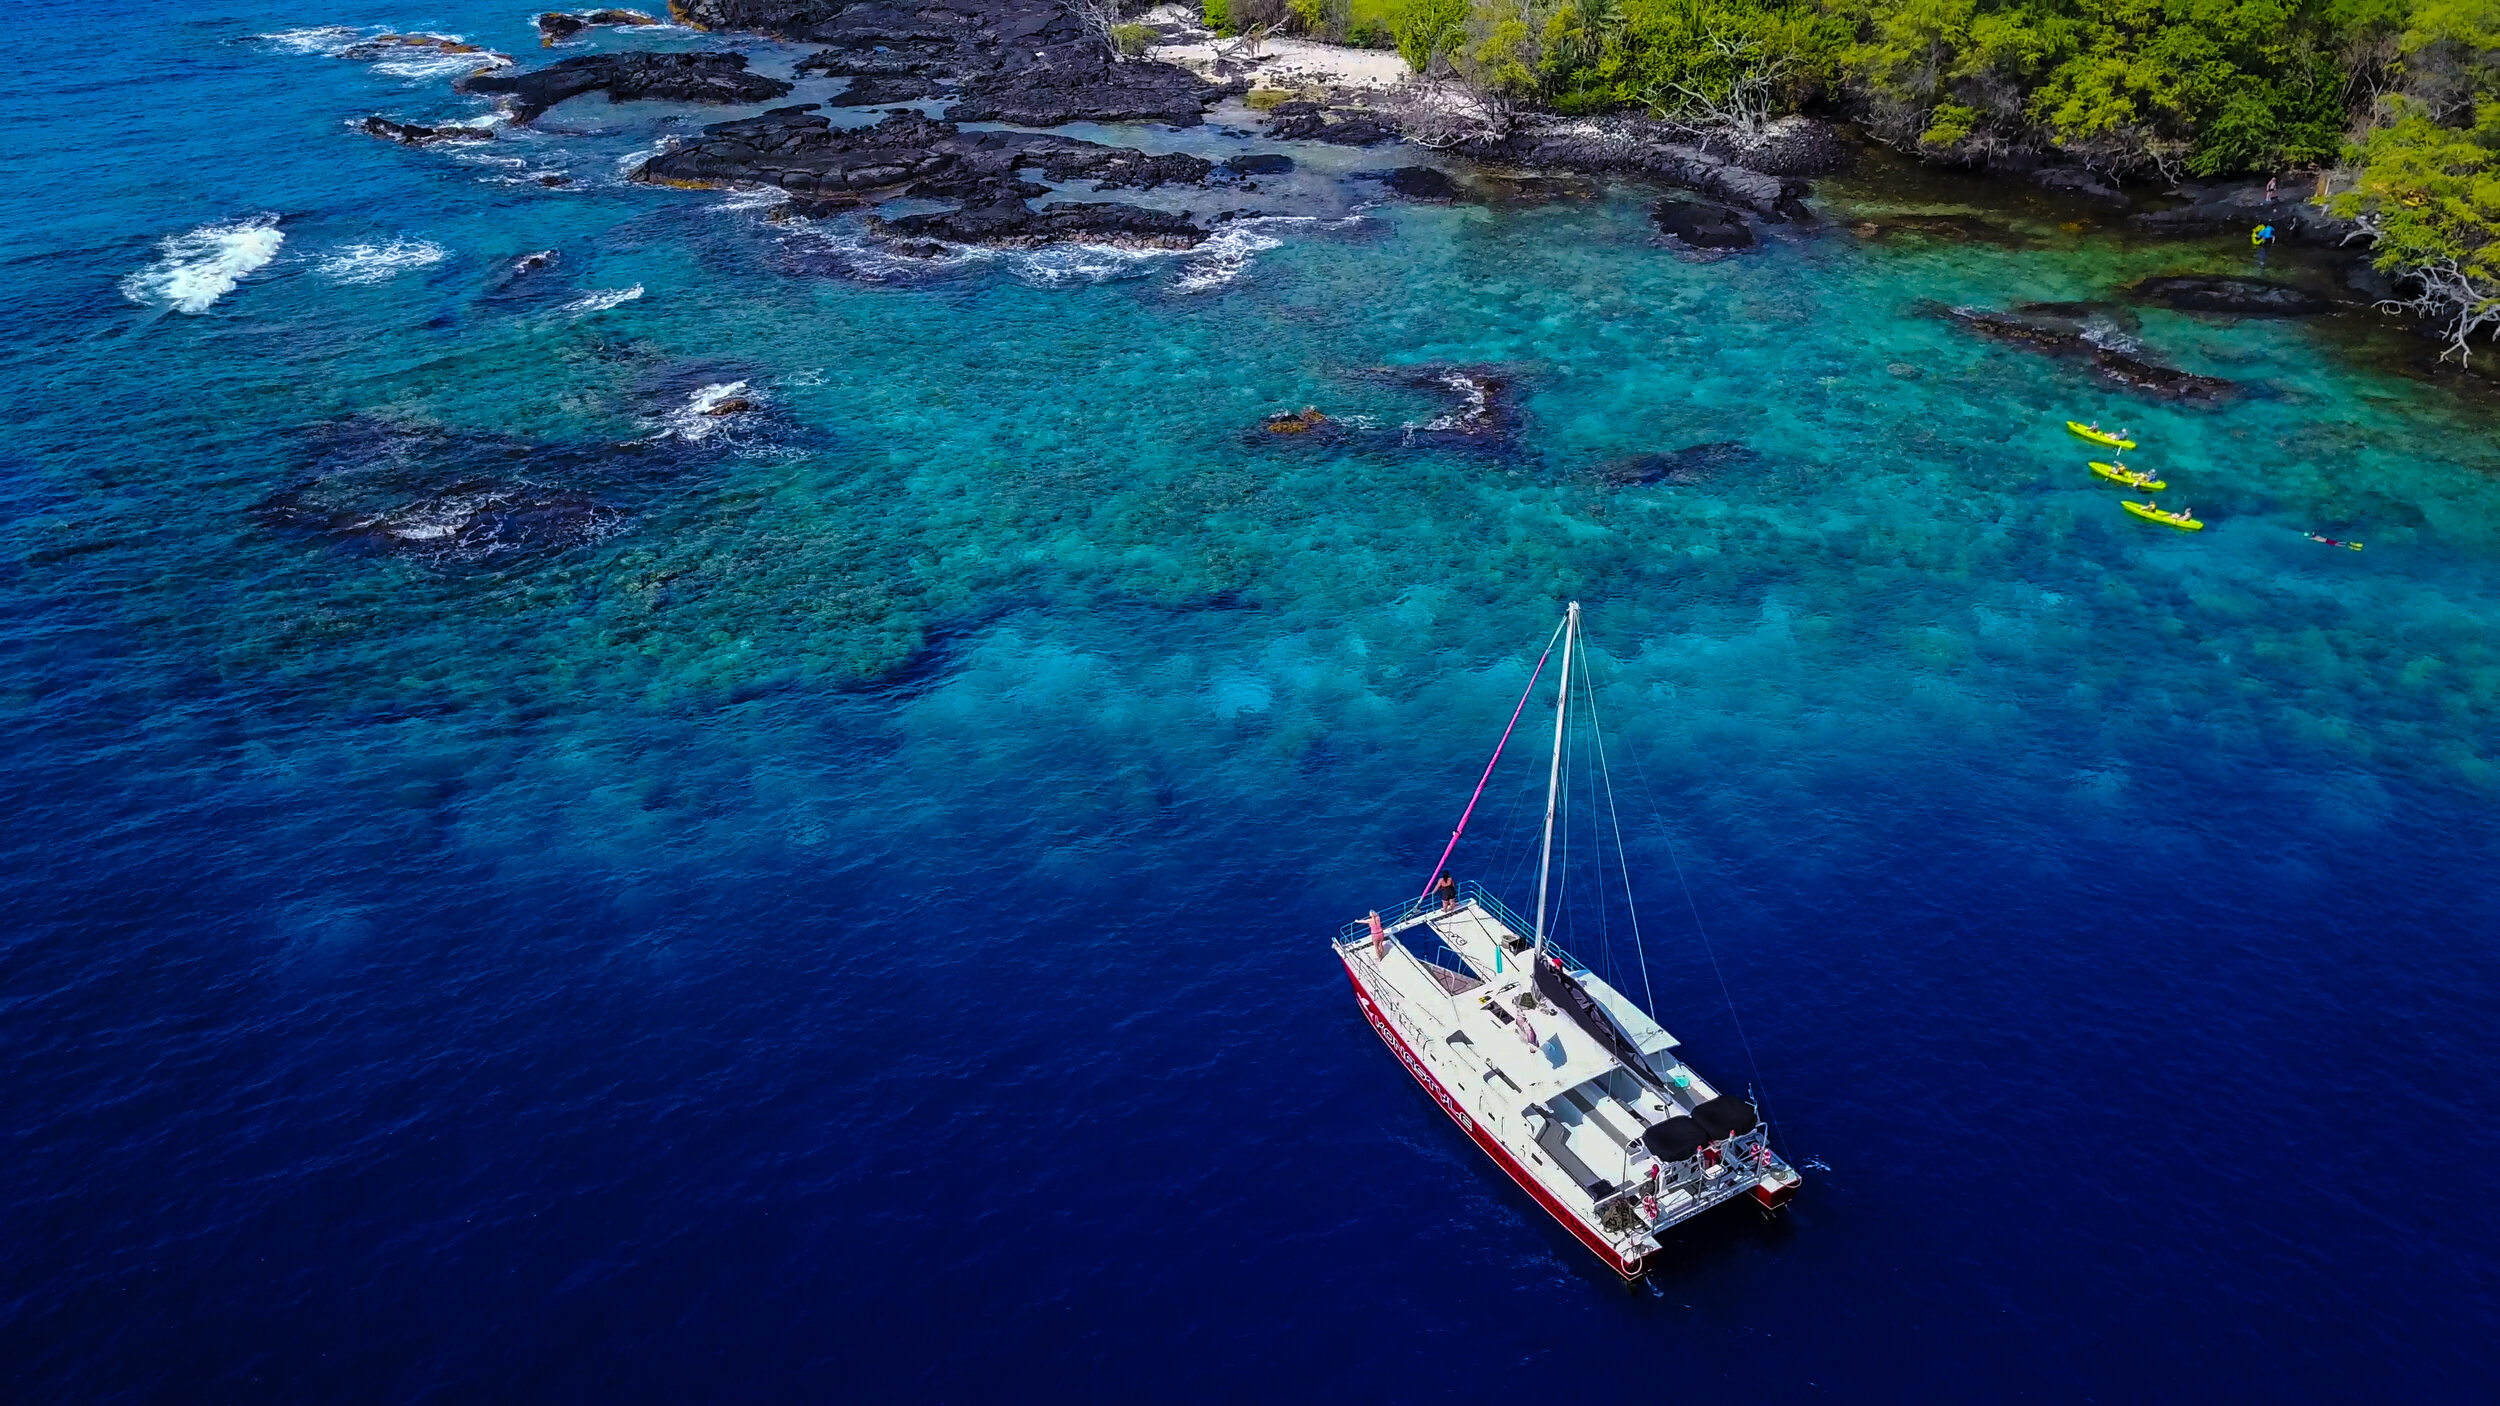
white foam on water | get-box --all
[563,285,644,315]
[1172,215,1313,294]
[659,381,762,442]
[259,25,365,55]
[1011,243,1169,289]
[318,239,447,284]
[373,50,510,80]
[617,139,673,177]
[121,215,285,315]
[782,220,995,282]
[712,187,789,214]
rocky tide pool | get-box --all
[3,1,2495,1398]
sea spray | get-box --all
[317,239,447,285]
[120,216,284,314]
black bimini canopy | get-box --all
[1532,956,1647,1072]
[1641,1116,1707,1162]
[1692,1094,1759,1139]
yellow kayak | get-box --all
[2068,421,2137,450]
[2091,460,2164,490]
[2122,500,2202,531]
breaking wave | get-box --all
[121,215,285,314]
[1173,216,1314,294]
[563,285,644,315]
[656,381,764,443]
[318,239,447,285]
[257,26,363,56]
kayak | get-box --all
[2122,500,2202,531]
[2067,421,2137,450]
[2091,460,2164,490]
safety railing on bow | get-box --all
[1336,881,1592,976]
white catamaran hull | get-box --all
[1337,895,1801,1282]
[1342,951,1643,1276]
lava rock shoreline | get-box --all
[639,106,1220,249]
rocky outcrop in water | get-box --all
[257,422,625,565]
[1652,199,1751,249]
[1378,167,1461,201]
[1458,116,1808,219]
[340,33,510,65]
[2129,179,2348,242]
[639,106,1213,247]
[1933,304,2235,401]
[2127,275,2334,316]
[536,8,660,43]
[459,51,794,122]
[1372,364,1519,446]
[362,116,494,146]
[873,198,1205,249]
[677,0,1226,125]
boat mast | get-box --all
[1532,601,1579,958]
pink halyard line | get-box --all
[1420,625,1562,901]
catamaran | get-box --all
[1335,602,1801,1280]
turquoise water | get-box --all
[5,2,2496,1397]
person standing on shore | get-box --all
[2266,175,2278,203]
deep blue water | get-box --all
[5,2,2497,1398]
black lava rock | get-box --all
[638,106,1215,247]
[459,51,794,122]
[1266,103,1397,145]
[2127,275,2334,315]
[1379,166,1461,201]
[837,75,941,105]
[1222,152,1294,176]
[872,198,1206,250]
[1653,199,1752,249]
[361,115,494,146]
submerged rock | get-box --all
[1222,153,1294,177]
[1599,441,1758,485]
[1849,214,2027,246]
[1377,166,1462,201]
[1372,364,1520,446]
[361,115,494,146]
[1652,199,1751,249]
[459,51,794,122]
[2127,275,2334,316]
[256,422,625,565]
[1933,303,2234,401]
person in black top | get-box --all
[1435,873,1459,912]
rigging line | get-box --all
[1607,710,1781,1153]
[1581,658,1636,1007]
[1421,617,1568,902]
[1583,675,1615,986]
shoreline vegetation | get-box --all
[1133,0,2500,360]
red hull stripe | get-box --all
[1341,955,1643,1279]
